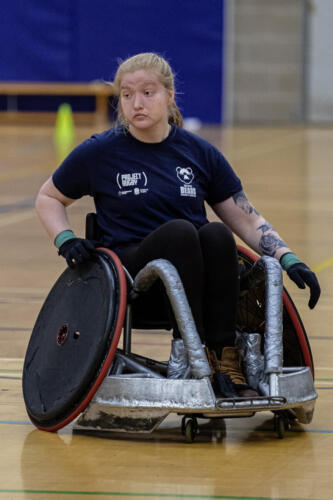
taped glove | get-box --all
[280,253,321,309]
[58,238,99,268]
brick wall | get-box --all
[228,0,306,123]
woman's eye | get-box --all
[144,90,153,96]
[122,92,131,99]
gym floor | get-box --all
[0,122,332,500]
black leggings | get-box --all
[116,220,240,350]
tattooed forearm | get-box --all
[230,190,288,258]
[257,223,273,232]
[257,222,287,257]
[233,190,260,216]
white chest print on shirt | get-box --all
[117,172,149,196]
[176,167,197,197]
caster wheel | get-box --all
[181,416,186,436]
[275,415,290,439]
[215,430,223,441]
[184,418,198,443]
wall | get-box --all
[225,0,306,123]
[307,0,333,122]
[0,0,224,123]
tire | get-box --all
[184,418,198,443]
[23,248,127,431]
[237,245,314,378]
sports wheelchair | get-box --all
[23,214,317,441]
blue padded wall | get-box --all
[1,1,74,81]
[0,0,224,123]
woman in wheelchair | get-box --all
[35,52,320,399]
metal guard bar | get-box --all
[133,259,211,379]
[248,256,284,375]
[216,395,286,410]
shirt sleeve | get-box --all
[52,136,100,199]
[205,146,242,205]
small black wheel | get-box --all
[275,415,289,439]
[181,416,187,436]
[185,418,198,443]
[210,430,224,443]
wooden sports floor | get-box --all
[0,121,332,500]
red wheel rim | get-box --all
[34,248,127,432]
[237,245,314,377]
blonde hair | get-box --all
[112,52,184,128]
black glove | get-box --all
[286,262,321,309]
[58,238,100,268]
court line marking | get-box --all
[0,421,31,425]
[2,376,332,389]
[1,421,333,436]
[0,369,22,372]
[0,287,48,295]
[0,358,24,362]
[0,210,35,228]
[0,165,51,184]
[5,369,333,382]
[308,336,333,341]
[0,327,31,332]
[230,130,305,163]
[312,256,333,274]
[0,489,322,499]
[0,376,21,380]
[0,197,35,213]
[1,358,333,371]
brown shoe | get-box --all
[207,346,259,398]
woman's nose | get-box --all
[133,93,143,109]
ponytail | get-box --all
[168,101,184,128]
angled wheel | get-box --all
[23,248,127,431]
[237,245,314,378]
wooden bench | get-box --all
[0,81,116,125]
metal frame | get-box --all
[74,256,317,435]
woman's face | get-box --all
[119,69,174,134]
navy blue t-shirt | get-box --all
[52,125,242,250]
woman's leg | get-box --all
[115,219,205,340]
[199,222,258,397]
[198,222,239,352]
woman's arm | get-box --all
[35,177,98,268]
[213,190,320,308]
[35,177,76,243]
[213,190,291,260]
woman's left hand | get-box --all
[286,262,321,309]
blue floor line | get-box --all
[0,420,32,425]
[0,420,333,434]
[0,376,22,380]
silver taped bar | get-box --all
[251,256,284,375]
[133,259,211,379]
[115,352,165,379]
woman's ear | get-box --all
[167,89,175,105]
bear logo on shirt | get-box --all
[176,166,194,185]
[176,166,197,198]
